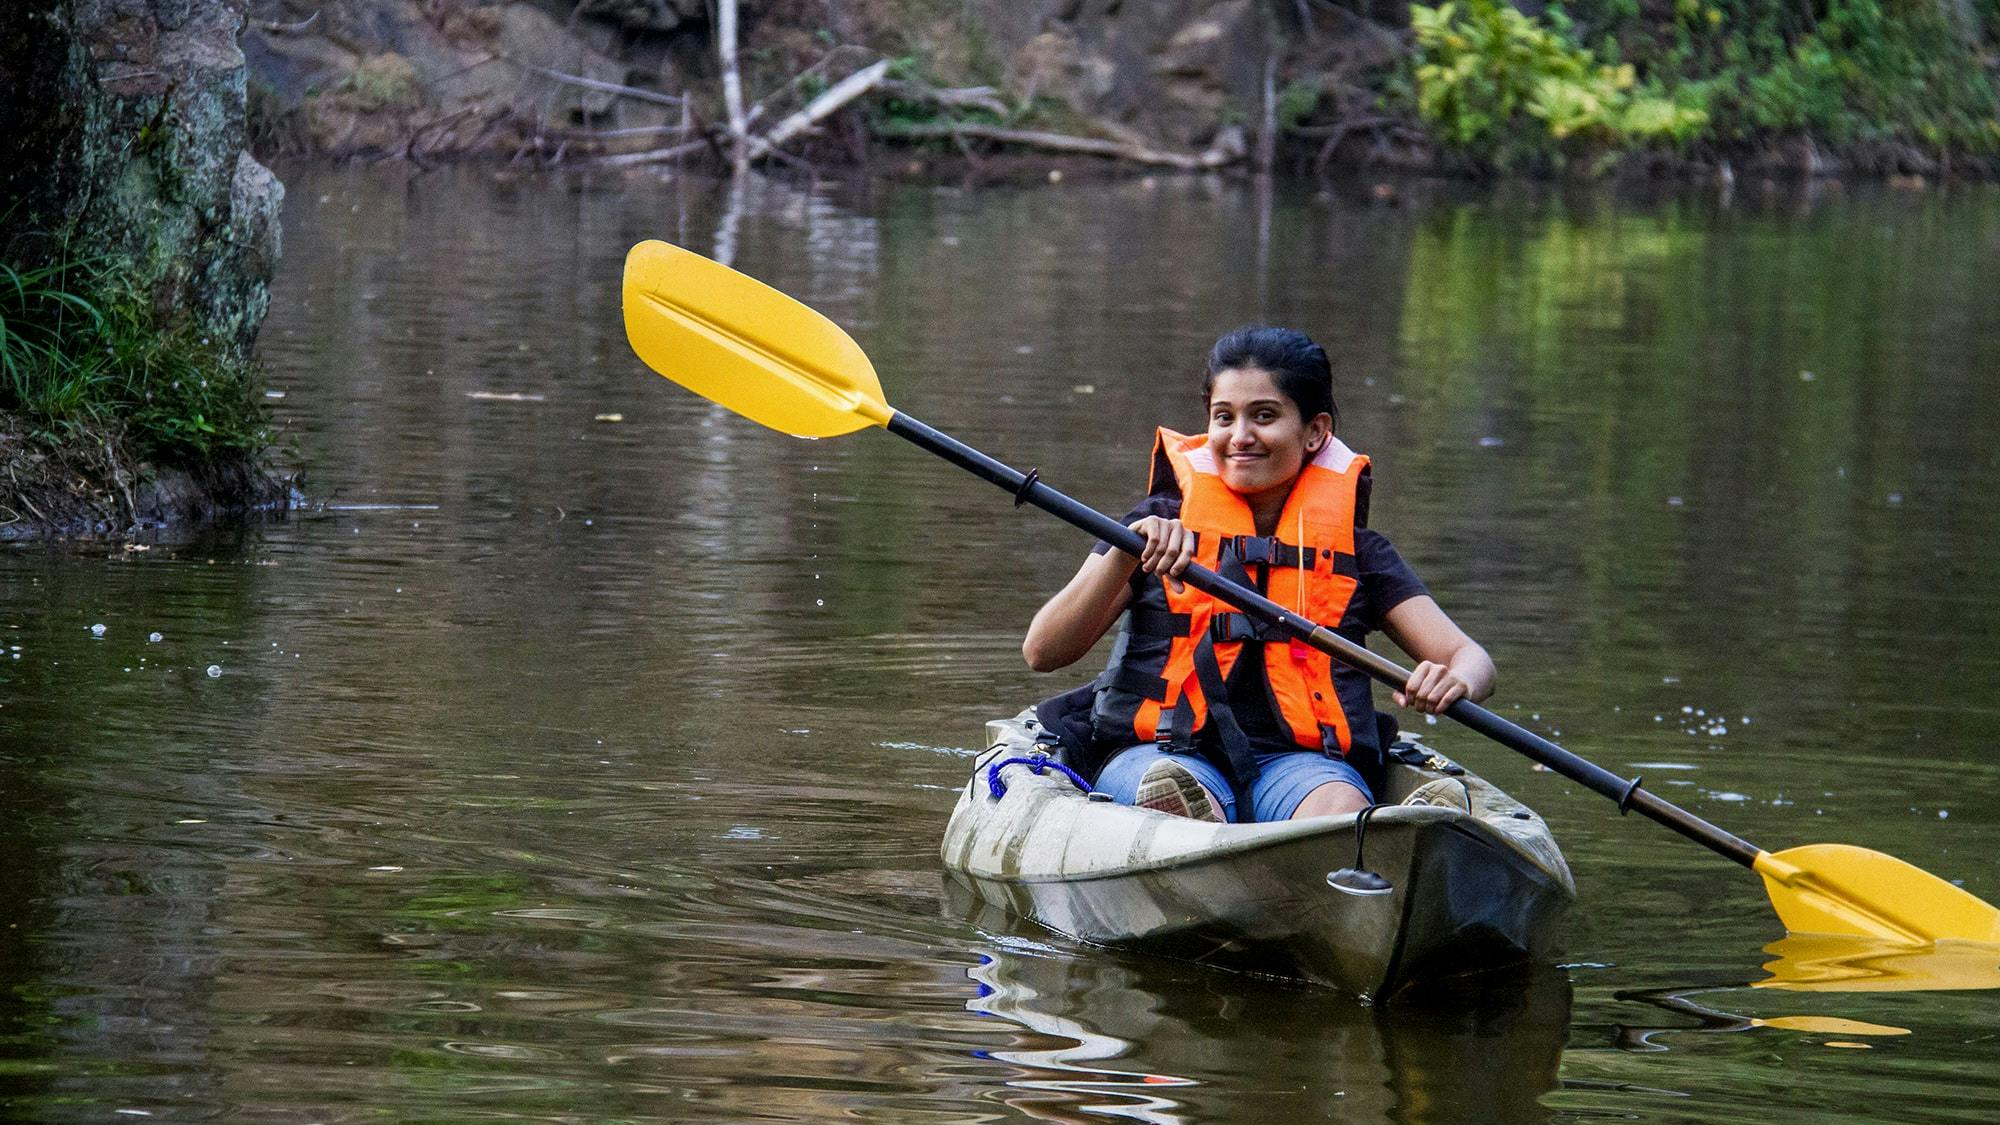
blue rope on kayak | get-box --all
[986,754,1092,799]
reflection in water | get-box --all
[960,887,1573,1123]
[1758,933,2000,993]
[1612,982,1911,1053]
[969,947,1195,1124]
[4,168,2000,1120]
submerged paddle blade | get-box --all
[1753,844,2000,944]
[623,240,891,437]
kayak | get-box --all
[941,711,1575,999]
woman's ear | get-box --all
[1306,413,1333,452]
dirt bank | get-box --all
[0,420,298,543]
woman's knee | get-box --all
[1291,780,1370,819]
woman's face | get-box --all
[1206,366,1331,499]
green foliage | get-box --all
[1554,0,2000,153]
[1405,0,2000,167]
[0,242,267,462]
[1409,0,1708,166]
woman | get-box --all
[1023,326,1495,823]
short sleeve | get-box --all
[1350,528,1428,630]
[1090,495,1182,555]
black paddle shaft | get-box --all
[886,410,1764,869]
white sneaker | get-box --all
[1135,759,1221,822]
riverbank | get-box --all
[0,419,296,543]
[243,0,2000,183]
[2,0,291,542]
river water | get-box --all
[4,166,1999,1121]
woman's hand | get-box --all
[1131,516,1197,591]
[1382,597,1495,715]
[1395,660,1473,715]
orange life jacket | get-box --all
[1091,427,1373,782]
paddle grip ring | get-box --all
[1617,775,1644,815]
[1013,468,1041,507]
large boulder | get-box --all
[2,0,283,362]
[244,0,660,144]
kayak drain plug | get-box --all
[1328,805,1394,897]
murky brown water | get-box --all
[4,166,1999,1121]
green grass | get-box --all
[0,243,268,462]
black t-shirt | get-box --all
[1094,494,1429,751]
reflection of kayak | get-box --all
[960,929,1575,1121]
[941,713,1576,999]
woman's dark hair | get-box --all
[1203,325,1339,434]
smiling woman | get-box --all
[1021,326,1496,824]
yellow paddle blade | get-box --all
[1753,844,2000,945]
[1758,932,2000,992]
[622,240,891,437]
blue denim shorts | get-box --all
[1093,744,1373,823]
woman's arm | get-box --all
[1023,517,1195,672]
[1379,595,1495,714]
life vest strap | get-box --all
[1186,632,1260,784]
[1208,612,1282,643]
[1226,534,1306,568]
[1126,607,1193,637]
[1100,664,1169,702]
[1218,535,1358,578]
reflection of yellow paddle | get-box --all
[1759,932,2000,992]
[1750,1015,1909,1036]
[621,238,2000,946]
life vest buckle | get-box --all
[1226,534,1309,568]
[1228,534,1281,566]
[1207,613,1269,643]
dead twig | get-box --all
[595,139,711,168]
[875,79,1008,118]
[872,120,1236,170]
[505,59,684,108]
[549,124,690,140]
[254,10,320,34]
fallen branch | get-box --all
[595,139,711,168]
[507,59,683,108]
[744,44,878,131]
[871,120,1235,170]
[875,79,1009,118]
[549,123,690,140]
[254,10,319,34]
[744,59,892,162]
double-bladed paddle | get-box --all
[622,238,2000,947]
